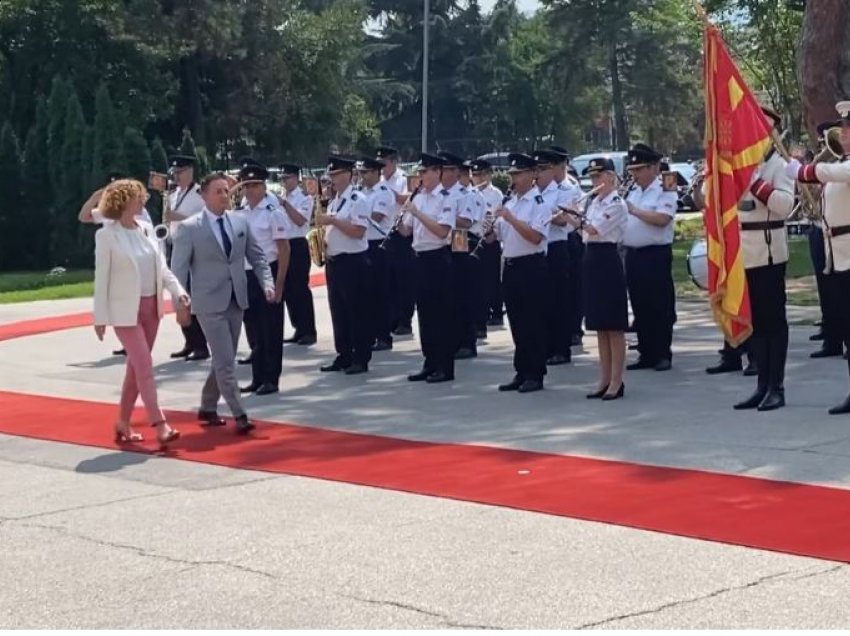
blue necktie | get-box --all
[216,217,232,258]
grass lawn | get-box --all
[0,270,94,304]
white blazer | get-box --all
[93,221,186,327]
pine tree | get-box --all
[46,75,72,196]
[124,127,151,183]
[0,122,23,271]
[149,137,169,224]
[53,91,86,267]
[91,83,125,188]
[80,124,94,194]
[22,100,52,269]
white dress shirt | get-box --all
[204,208,235,254]
[241,194,289,265]
[362,183,396,240]
[623,177,678,247]
[584,191,628,244]
[460,184,486,236]
[539,179,581,243]
[477,182,504,213]
[325,184,370,256]
[117,224,158,295]
[169,184,205,233]
[404,184,457,252]
[282,186,314,238]
[495,187,549,258]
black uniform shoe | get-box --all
[654,359,672,372]
[757,388,785,411]
[734,388,767,410]
[186,350,209,361]
[811,347,843,359]
[828,395,850,415]
[170,347,191,359]
[454,348,477,360]
[425,371,453,383]
[255,383,279,395]
[392,325,413,336]
[372,340,392,352]
[297,334,317,345]
[809,331,824,342]
[234,415,255,434]
[239,383,260,394]
[320,360,349,372]
[283,334,302,344]
[627,358,655,371]
[517,380,544,393]
[546,354,571,366]
[486,317,504,328]
[237,354,253,365]
[197,410,226,427]
[408,369,431,382]
[344,363,368,375]
[498,377,522,392]
[743,362,758,376]
[706,358,743,374]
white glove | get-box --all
[785,158,801,180]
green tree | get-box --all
[0,121,23,271]
[91,83,125,188]
[53,90,86,266]
[124,127,151,183]
[45,75,72,195]
[21,100,52,269]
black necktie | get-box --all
[216,216,232,258]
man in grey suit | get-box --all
[171,172,274,434]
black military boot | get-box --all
[758,330,787,412]
[829,356,850,415]
[734,336,767,410]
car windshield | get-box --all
[572,154,625,178]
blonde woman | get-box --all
[93,179,189,447]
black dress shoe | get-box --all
[733,388,767,410]
[486,316,504,327]
[234,415,255,434]
[627,358,655,371]
[186,350,209,361]
[518,379,544,393]
[170,348,191,359]
[706,358,743,374]
[654,359,672,372]
[240,383,260,394]
[255,383,279,395]
[454,348,477,360]
[112,349,127,356]
[757,388,785,411]
[425,371,453,383]
[392,325,413,336]
[809,331,825,342]
[743,362,758,377]
[586,385,609,399]
[546,354,571,366]
[828,395,850,415]
[372,340,392,352]
[498,377,522,392]
[297,334,317,345]
[197,410,226,427]
[237,354,253,365]
[344,363,368,375]
[320,360,349,372]
[811,347,843,359]
[602,383,625,400]
[408,369,432,382]
[283,335,301,344]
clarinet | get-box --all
[471,187,512,259]
[380,183,423,250]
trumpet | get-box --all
[471,188,512,259]
[815,126,843,163]
[381,184,423,250]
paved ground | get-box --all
[2,287,850,629]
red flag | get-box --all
[702,20,772,346]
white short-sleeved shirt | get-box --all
[460,185,486,236]
[168,184,205,233]
[477,183,504,213]
[584,190,628,244]
[538,179,581,243]
[623,177,678,247]
[404,184,456,252]
[325,184,370,256]
[282,187,314,238]
[362,183,396,241]
[495,187,549,258]
[240,194,289,266]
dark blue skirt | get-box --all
[583,242,628,332]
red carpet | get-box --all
[2,389,850,563]
[0,271,327,342]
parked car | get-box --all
[667,162,698,212]
[475,152,512,171]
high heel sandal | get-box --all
[586,385,609,399]
[153,422,181,449]
[602,383,625,401]
[114,423,143,443]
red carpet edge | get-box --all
[2,389,850,564]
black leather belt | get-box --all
[740,220,785,231]
[831,225,850,237]
[504,253,545,265]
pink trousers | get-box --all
[113,296,165,425]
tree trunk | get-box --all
[609,43,628,150]
[801,0,850,138]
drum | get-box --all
[687,239,709,290]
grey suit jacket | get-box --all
[171,209,273,315]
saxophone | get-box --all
[307,178,328,267]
